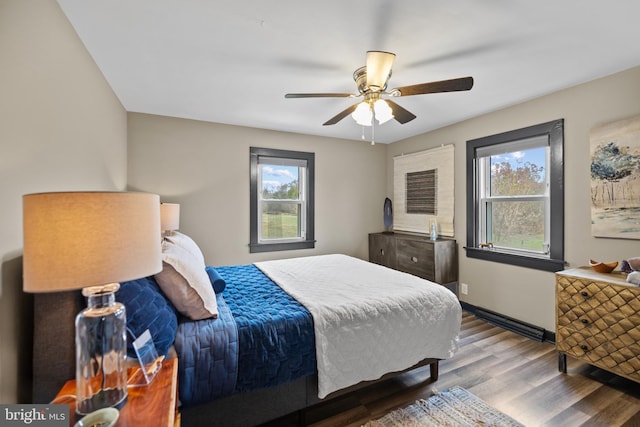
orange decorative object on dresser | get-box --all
[54,358,180,427]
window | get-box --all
[250,147,315,253]
[466,119,564,272]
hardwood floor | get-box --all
[265,311,640,427]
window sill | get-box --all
[249,240,316,253]
[464,246,565,272]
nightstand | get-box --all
[556,267,640,384]
[54,358,180,426]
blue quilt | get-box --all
[174,264,316,406]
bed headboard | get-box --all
[32,290,83,403]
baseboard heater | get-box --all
[461,302,548,342]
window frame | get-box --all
[465,119,565,272]
[249,147,315,253]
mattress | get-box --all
[255,254,462,398]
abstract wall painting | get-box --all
[590,114,640,239]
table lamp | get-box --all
[160,203,180,237]
[23,192,162,415]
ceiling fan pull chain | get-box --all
[371,119,375,145]
[361,126,366,140]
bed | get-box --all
[32,234,461,427]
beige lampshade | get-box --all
[160,203,180,232]
[23,192,163,293]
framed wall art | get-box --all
[590,114,640,239]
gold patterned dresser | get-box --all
[556,267,640,383]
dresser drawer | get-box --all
[368,234,397,269]
[558,307,637,340]
[556,327,610,359]
[395,239,434,281]
[556,307,597,336]
[557,326,640,382]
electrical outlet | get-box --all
[461,283,469,295]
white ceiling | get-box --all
[57,1,640,144]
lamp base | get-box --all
[75,283,128,415]
[76,388,128,416]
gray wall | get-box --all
[0,0,127,403]
[387,65,640,331]
[127,113,388,266]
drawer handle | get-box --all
[380,249,384,256]
[411,256,418,263]
[580,291,590,299]
[581,319,589,325]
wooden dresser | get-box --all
[555,267,640,383]
[368,232,457,291]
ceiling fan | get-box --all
[285,51,474,127]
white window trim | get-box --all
[257,162,308,244]
[477,142,551,257]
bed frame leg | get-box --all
[430,361,439,381]
[297,408,306,427]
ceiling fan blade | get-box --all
[392,76,474,97]
[323,103,360,126]
[285,93,354,98]
[365,51,395,90]
[385,99,416,124]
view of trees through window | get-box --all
[486,146,547,252]
[260,164,301,239]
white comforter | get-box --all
[254,254,461,398]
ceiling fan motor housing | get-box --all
[353,65,391,94]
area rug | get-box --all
[363,386,525,427]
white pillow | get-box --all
[155,232,218,320]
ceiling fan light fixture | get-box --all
[365,51,396,90]
[373,99,394,124]
[352,102,372,126]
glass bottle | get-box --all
[75,283,128,415]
